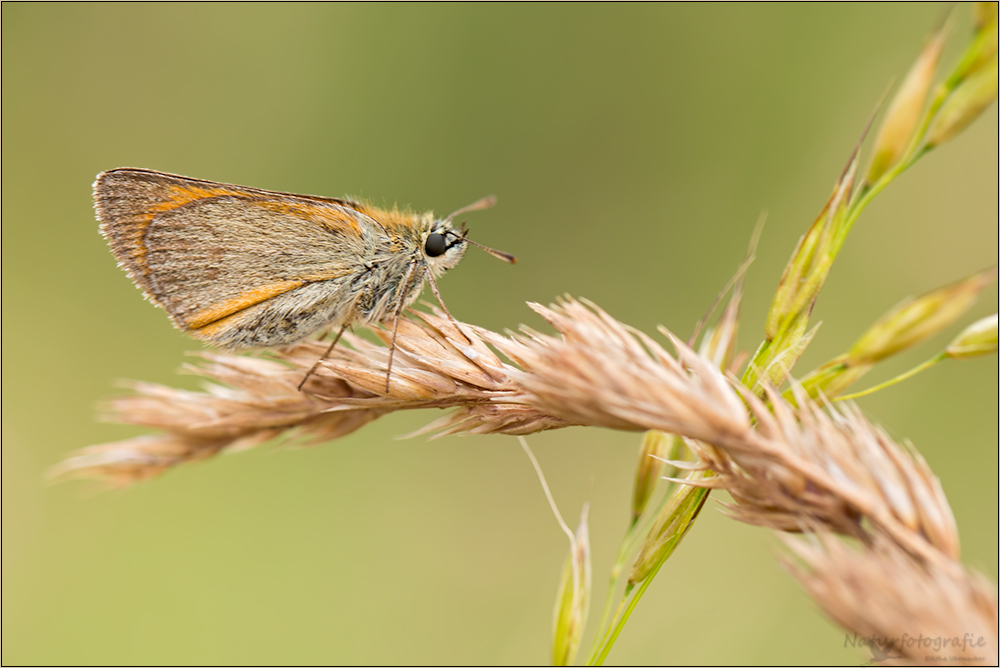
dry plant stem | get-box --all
[57,298,996,662]
[50,309,571,485]
[59,284,975,589]
[59,300,963,570]
[782,531,998,666]
[494,301,960,563]
[519,437,577,549]
[504,302,993,662]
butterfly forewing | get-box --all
[95,169,387,348]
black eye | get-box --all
[425,233,447,257]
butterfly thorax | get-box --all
[349,206,467,325]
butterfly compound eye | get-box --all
[425,233,448,257]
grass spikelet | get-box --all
[782,531,998,666]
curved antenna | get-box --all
[455,231,517,264]
[444,194,497,222]
[444,195,516,264]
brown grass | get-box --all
[52,299,997,665]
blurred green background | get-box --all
[3,4,996,665]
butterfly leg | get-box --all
[384,259,421,393]
[298,321,350,392]
[423,265,473,345]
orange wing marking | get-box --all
[252,199,363,236]
[185,280,307,329]
[131,185,366,277]
[130,184,247,276]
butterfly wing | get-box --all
[95,168,388,348]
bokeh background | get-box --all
[3,4,996,665]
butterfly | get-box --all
[94,168,515,391]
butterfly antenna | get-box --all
[443,195,516,264]
[445,194,497,222]
[463,236,517,264]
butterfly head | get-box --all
[422,195,516,275]
[422,219,470,275]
